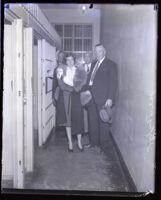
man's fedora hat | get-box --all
[99,105,112,124]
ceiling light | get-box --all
[82,5,87,11]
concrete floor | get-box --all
[24,128,131,192]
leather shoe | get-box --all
[83,144,92,149]
[77,144,84,152]
[68,147,73,152]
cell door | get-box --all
[38,39,56,146]
[42,40,56,144]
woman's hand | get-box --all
[56,68,63,79]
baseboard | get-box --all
[42,127,56,148]
[109,131,138,192]
[2,175,13,180]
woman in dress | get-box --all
[53,52,87,152]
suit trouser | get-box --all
[96,104,110,149]
[85,98,100,146]
[86,99,110,148]
[83,109,88,133]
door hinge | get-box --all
[18,91,21,96]
[11,80,13,90]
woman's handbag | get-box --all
[99,103,113,124]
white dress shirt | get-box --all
[84,63,91,74]
[63,66,76,87]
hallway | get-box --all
[25,129,130,192]
[2,4,156,193]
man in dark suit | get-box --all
[52,50,65,105]
[83,44,118,150]
[83,52,93,135]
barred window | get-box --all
[55,24,93,60]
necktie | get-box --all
[87,64,91,73]
[89,61,100,85]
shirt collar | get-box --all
[86,63,91,66]
[98,56,105,65]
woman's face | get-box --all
[66,56,74,67]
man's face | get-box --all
[95,46,106,61]
[84,53,92,64]
[58,52,64,63]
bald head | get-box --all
[84,52,92,64]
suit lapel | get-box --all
[92,58,107,81]
[88,58,108,85]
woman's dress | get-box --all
[52,64,87,135]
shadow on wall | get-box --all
[101,4,157,192]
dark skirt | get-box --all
[71,91,84,135]
[56,88,84,135]
[56,89,72,127]
[63,90,72,127]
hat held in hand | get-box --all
[99,104,112,124]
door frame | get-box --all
[12,19,24,189]
[38,39,43,147]
[23,27,34,173]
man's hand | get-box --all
[105,99,113,108]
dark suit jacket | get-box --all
[52,66,66,126]
[89,57,118,107]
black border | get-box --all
[1,0,161,199]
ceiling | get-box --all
[38,3,102,10]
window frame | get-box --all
[54,23,93,59]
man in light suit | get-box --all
[83,44,118,150]
[84,52,92,75]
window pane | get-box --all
[83,25,92,37]
[74,39,82,51]
[55,25,63,37]
[64,38,73,51]
[83,39,92,51]
[74,25,82,37]
[61,38,63,49]
[64,25,73,37]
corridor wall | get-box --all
[100,4,157,192]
